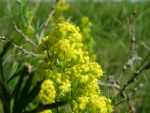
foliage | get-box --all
[0,0,150,113]
[0,43,67,113]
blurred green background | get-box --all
[0,0,150,113]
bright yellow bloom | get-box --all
[38,80,56,104]
[38,22,113,113]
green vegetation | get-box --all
[0,0,150,113]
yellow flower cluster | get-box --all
[49,1,96,62]
[79,16,96,61]
[38,80,56,104]
[73,95,113,113]
[38,21,113,113]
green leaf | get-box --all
[7,66,24,83]
[0,42,11,81]
[22,101,67,113]
[0,42,11,58]
[0,79,11,113]
[17,72,34,106]
[113,98,126,106]
[18,79,44,112]
[8,61,19,81]
[13,66,27,113]
[107,90,113,99]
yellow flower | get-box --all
[38,80,56,104]
[38,21,113,113]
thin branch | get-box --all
[130,10,137,58]
[0,35,39,57]
[39,0,58,43]
[98,80,120,90]
[117,53,150,100]
[105,75,135,112]
[120,62,150,94]
[13,22,38,48]
[117,10,141,84]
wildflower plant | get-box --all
[1,0,150,112]
[38,21,113,113]
[1,0,113,113]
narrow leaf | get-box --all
[0,42,11,58]
[0,79,11,113]
[8,66,24,83]
[107,91,113,100]
[113,98,126,106]
[13,66,27,113]
[18,79,44,111]
[22,101,67,113]
[8,61,19,81]
[18,72,34,105]
[0,42,11,81]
